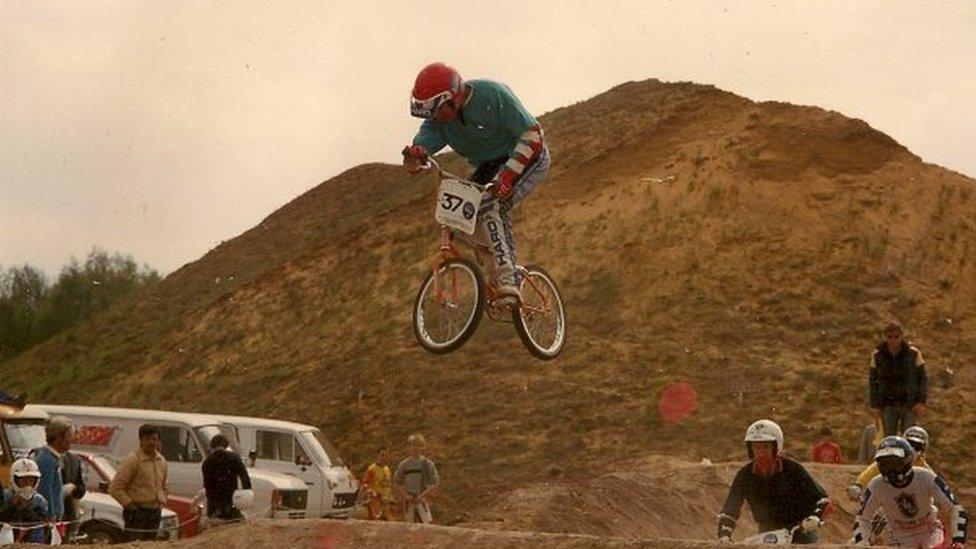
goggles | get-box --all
[877,455,908,475]
[410,90,454,119]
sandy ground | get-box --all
[105,456,970,548]
[132,518,864,549]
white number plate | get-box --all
[434,179,482,235]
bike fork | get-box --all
[431,227,460,305]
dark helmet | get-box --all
[875,436,915,487]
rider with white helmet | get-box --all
[717,420,830,545]
[0,458,51,543]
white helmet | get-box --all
[232,489,255,509]
[11,458,41,499]
[745,419,784,457]
[11,458,41,479]
[903,426,929,452]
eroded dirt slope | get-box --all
[6,79,976,525]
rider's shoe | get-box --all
[493,283,522,307]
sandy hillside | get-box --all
[5,79,976,527]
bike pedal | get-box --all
[491,296,520,309]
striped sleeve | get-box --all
[932,474,969,543]
[492,82,543,181]
[503,123,544,178]
[850,484,881,545]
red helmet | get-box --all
[410,62,463,119]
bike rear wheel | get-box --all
[413,258,485,354]
[512,265,566,359]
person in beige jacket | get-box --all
[108,424,168,541]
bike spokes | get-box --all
[512,266,566,359]
[413,259,485,353]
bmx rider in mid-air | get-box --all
[402,62,550,306]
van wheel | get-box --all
[81,521,124,544]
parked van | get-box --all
[0,403,48,484]
[38,405,309,519]
[207,414,358,518]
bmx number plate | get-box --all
[434,179,482,235]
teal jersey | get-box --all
[412,79,538,165]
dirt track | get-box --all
[148,518,862,549]
[135,457,956,548]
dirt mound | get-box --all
[6,78,976,527]
[104,455,973,548]
[159,519,708,549]
[471,456,847,541]
[469,455,975,545]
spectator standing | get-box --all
[361,447,395,521]
[857,421,881,464]
[201,434,252,522]
[811,427,843,464]
[61,449,86,541]
[870,322,927,436]
[109,424,168,541]
[394,434,439,524]
[32,416,73,521]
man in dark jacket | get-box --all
[61,450,87,541]
[201,434,252,521]
[870,322,927,436]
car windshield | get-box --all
[195,424,242,456]
[4,422,46,458]
[79,453,118,491]
[305,429,344,466]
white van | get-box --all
[207,414,358,518]
[39,405,309,519]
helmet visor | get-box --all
[877,455,907,478]
[410,90,453,119]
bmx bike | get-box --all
[411,157,566,360]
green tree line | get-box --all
[0,249,159,362]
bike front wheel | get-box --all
[512,265,566,360]
[413,258,485,354]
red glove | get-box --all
[401,145,428,174]
[949,542,965,549]
[495,168,516,199]
[401,145,428,161]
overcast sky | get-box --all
[2,1,975,277]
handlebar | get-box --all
[419,157,494,193]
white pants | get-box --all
[890,518,944,548]
[470,147,551,287]
[404,500,433,524]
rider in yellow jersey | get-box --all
[360,448,395,521]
